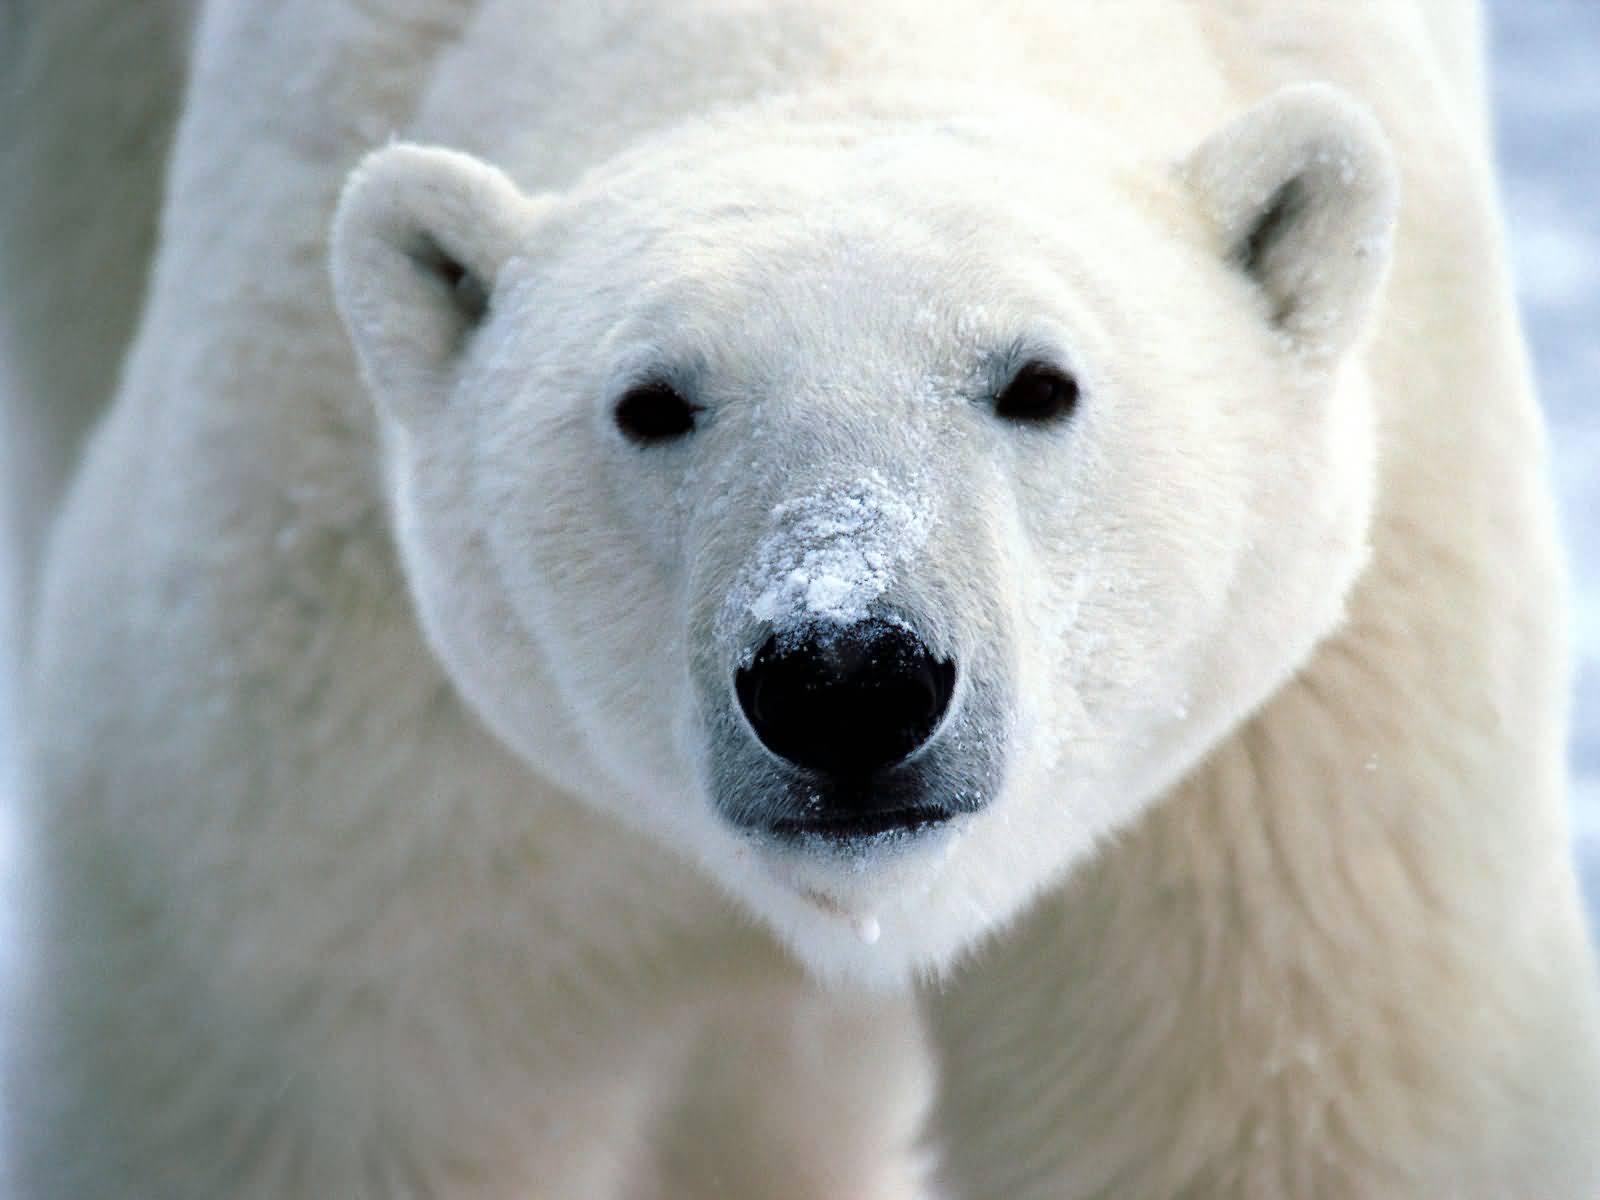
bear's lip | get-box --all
[764,805,954,843]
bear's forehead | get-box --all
[581,232,1062,388]
[493,118,1223,401]
[549,171,1143,324]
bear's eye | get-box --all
[614,380,701,445]
[993,361,1080,425]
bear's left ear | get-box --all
[1183,83,1399,360]
[330,143,552,427]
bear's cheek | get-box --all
[453,432,704,784]
[1003,455,1242,743]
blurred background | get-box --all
[1492,2,1600,923]
[0,2,1596,930]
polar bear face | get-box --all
[332,86,1396,985]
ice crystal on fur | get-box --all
[743,474,931,637]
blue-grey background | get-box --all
[1493,2,1600,922]
[0,2,1596,930]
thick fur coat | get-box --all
[3,2,1597,1196]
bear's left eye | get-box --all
[993,361,1080,425]
[614,380,701,445]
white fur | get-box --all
[5,1,1597,1196]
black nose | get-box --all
[735,622,956,776]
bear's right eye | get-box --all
[614,380,701,445]
[993,361,1080,425]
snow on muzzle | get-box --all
[699,474,1006,849]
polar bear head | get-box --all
[331,84,1396,986]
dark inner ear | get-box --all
[1232,175,1308,326]
[406,233,490,330]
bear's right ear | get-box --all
[330,143,550,427]
[1182,84,1399,362]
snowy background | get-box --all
[1492,2,1600,925]
[0,5,1596,948]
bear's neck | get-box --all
[932,607,1598,1192]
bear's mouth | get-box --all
[766,805,955,843]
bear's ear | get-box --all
[330,143,550,426]
[1182,83,1399,360]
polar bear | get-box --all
[3,1,1598,1197]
